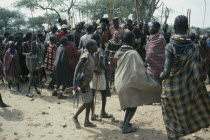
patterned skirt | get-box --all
[26,56,38,72]
[162,78,210,137]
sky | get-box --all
[0,0,209,28]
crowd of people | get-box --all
[1,14,210,140]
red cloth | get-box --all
[66,41,81,69]
[102,29,110,43]
[44,42,57,73]
[3,42,9,57]
[57,30,67,43]
[146,33,166,79]
[3,49,21,82]
[109,25,124,39]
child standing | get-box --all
[72,39,98,128]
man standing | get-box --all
[140,23,150,61]
[146,22,166,85]
[57,24,68,43]
[109,17,124,39]
[115,32,161,134]
[162,23,171,44]
[73,23,85,49]
[125,19,142,50]
[23,32,41,97]
[79,24,94,50]
[98,18,111,48]
[45,25,58,44]
[90,33,112,120]
[53,37,72,99]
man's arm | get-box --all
[160,49,173,79]
[73,58,86,90]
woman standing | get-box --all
[3,41,21,92]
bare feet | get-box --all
[84,122,97,127]
[121,123,132,129]
[72,117,80,128]
[26,93,33,98]
[91,114,98,121]
[122,126,138,134]
[100,112,112,118]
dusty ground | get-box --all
[1,81,210,140]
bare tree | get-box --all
[138,0,163,23]
[164,6,170,25]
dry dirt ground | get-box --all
[1,81,210,140]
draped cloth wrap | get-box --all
[3,49,21,83]
[146,33,166,84]
[115,45,161,110]
[162,36,210,137]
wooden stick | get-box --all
[93,45,102,115]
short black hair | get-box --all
[4,32,10,38]
[67,34,74,41]
[91,33,101,41]
[85,24,94,33]
[60,37,68,45]
[85,39,96,50]
[8,41,15,48]
[49,36,56,42]
[174,15,188,34]
[189,33,196,41]
[127,19,133,24]
[25,32,33,40]
[152,22,161,30]
[123,31,135,44]
[8,35,15,41]
[163,23,168,29]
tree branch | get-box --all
[38,5,60,17]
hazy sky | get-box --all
[0,0,209,28]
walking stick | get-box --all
[93,45,102,116]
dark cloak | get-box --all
[54,45,72,87]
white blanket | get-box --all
[115,49,161,110]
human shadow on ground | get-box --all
[81,119,188,140]
[82,126,170,140]
[0,107,24,122]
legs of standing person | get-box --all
[26,71,41,97]
[48,74,55,89]
[91,89,112,119]
[72,102,96,128]
[33,71,41,95]
[57,85,67,99]
[16,82,21,92]
[26,72,33,97]
[122,107,138,134]
[8,81,12,90]
[100,90,112,118]
[8,81,21,92]
[52,84,60,96]
[91,89,96,120]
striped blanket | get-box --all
[44,43,57,75]
[162,37,210,137]
[146,33,166,84]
